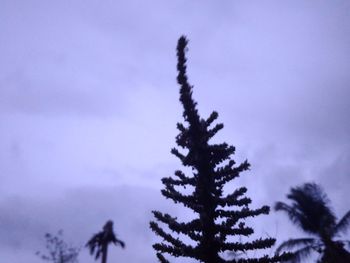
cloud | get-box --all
[0,185,172,262]
[0,0,349,262]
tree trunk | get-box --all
[321,241,350,263]
[101,243,108,263]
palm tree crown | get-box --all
[86,220,125,263]
[275,183,350,263]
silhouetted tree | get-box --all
[36,230,80,263]
[275,183,350,263]
[86,220,125,263]
[149,36,291,263]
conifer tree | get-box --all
[150,36,290,263]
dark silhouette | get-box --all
[275,183,350,262]
[150,36,291,263]
[36,230,79,263]
[86,220,125,263]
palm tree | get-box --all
[86,220,125,263]
[275,183,350,263]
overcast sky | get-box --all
[0,1,349,262]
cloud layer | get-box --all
[0,0,349,262]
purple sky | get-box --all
[1,1,349,262]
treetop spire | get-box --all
[150,36,291,263]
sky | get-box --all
[0,0,350,262]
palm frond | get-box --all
[335,240,350,250]
[110,233,125,248]
[293,184,336,232]
[286,245,317,263]
[86,232,103,257]
[333,210,350,236]
[116,239,125,248]
[275,238,317,255]
[275,202,306,231]
[277,183,337,235]
[95,249,101,260]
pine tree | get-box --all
[149,36,291,263]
